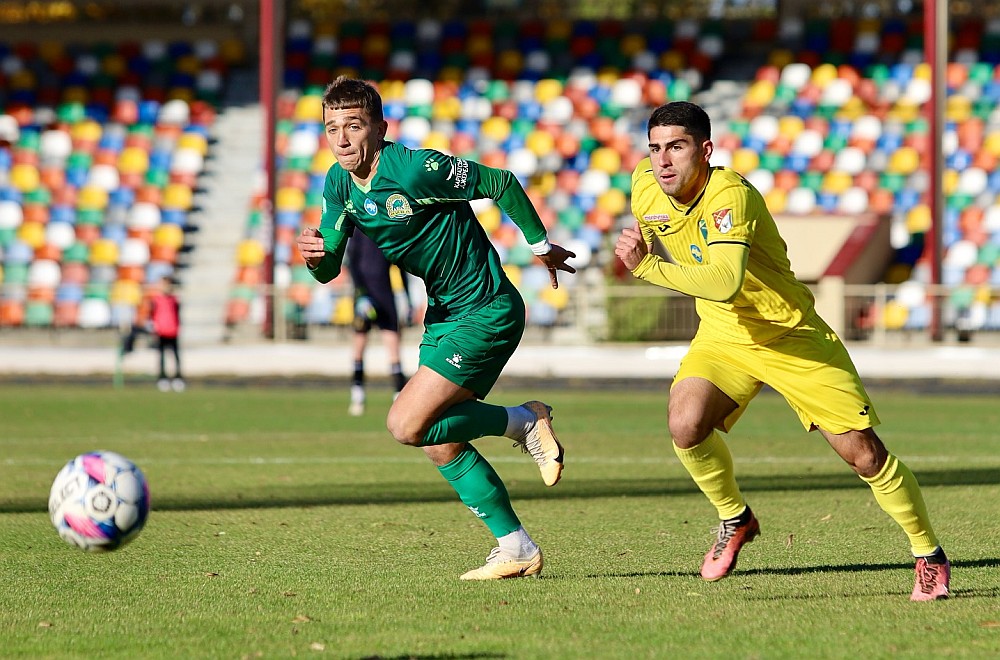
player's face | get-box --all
[648,125,713,205]
[323,106,387,177]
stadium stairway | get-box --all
[180,72,263,345]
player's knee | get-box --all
[842,430,888,478]
[668,410,712,449]
[385,408,422,446]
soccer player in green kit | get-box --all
[297,77,576,580]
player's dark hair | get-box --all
[647,101,711,143]
[322,76,384,123]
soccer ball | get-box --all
[48,450,150,552]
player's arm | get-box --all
[623,234,749,302]
[298,187,351,284]
[472,162,576,288]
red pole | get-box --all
[260,0,282,338]
[924,0,945,341]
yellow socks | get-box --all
[673,430,746,520]
[861,453,939,556]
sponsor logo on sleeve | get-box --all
[712,208,733,234]
[690,245,703,263]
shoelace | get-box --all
[916,560,944,595]
[484,547,506,565]
[711,518,743,559]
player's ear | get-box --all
[377,120,388,140]
[702,139,714,164]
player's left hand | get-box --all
[538,244,577,289]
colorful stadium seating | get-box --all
[0,38,240,329]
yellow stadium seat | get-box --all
[534,79,564,104]
[906,205,932,234]
[10,164,40,192]
[237,239,266,267]
[177,133,208,156]
[77,186,109,210]
[275,187,305,212]
[294,94,323,123]
[17,221,46,249]
[162,183,193,210]
[590,147,622,174]
[481,116,511,142]
[431,97,461,122]
[882,301,909,330]
[525,130,555,157]
[540,285,569,310]
[110,280,143,306]
[502,264,522,287]
[153,224,185,250]
[596,188,627,215]
[333,296,354,325]
[89,239,120,266]
[422,131,451,152]
[476,205,502,235]
[118,147,149,174]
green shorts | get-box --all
[674,312,880,435]
[419,283,525,399]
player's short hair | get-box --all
[647,101,711,143]
[322,76,384,123]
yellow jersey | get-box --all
[630,159,815,344]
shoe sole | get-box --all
[459,554,544,580]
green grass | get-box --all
[1,383,999,659]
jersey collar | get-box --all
[667,167,717,216]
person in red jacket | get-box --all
[148,277,184,391]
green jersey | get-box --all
[309,141,547,322]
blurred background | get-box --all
[2,0,1000,353]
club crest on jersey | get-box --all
[363,198,378,215]
[386,194,413,219]
[690,244,703,263]
[712,208,733,234]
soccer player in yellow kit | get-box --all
[614,101,950,601]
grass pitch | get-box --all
[1,382,999,658]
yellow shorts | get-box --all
[673,312,880,435]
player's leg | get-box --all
[670,338,764,580]
[367,274,407,397]
[386,284,564,486]
[156,336,170,391]
[167,338,184,391]
[820,427,949,599]
[349,328,367,416]
[766,313,948,600]
[389,369,543,579]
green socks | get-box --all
[421,400,509,446]
[437,445,521,538]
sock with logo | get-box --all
[860,453,939,556]
[437,445,521,538]
[673,430,747,520]
[420,400,508,445]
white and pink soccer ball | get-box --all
[48,451,150,552]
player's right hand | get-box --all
[614,222,651,271]
[296,227,325,267]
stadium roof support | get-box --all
[260,0,284,339]
[925,0,946,341]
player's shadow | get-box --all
[588,558,1000,601]
[4,467,997,514]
